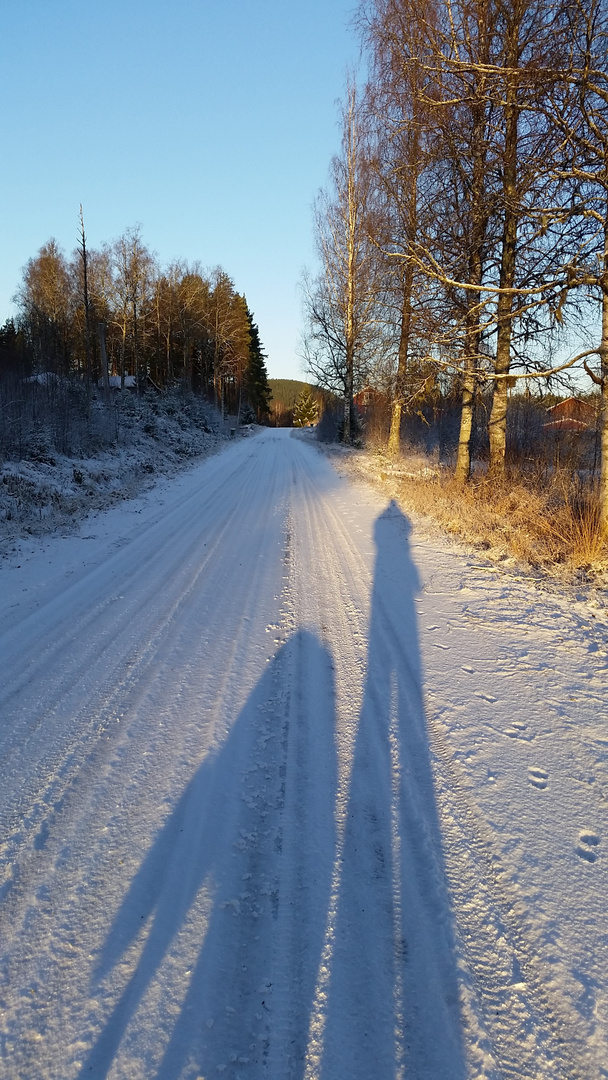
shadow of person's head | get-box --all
[372,499,419,602]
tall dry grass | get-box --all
[349,452,607,576]
[402,469,606,571]
[343,393,606,577]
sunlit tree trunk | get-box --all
[600,221,608,533]
[488,12,519,477]
[78,206,92,401]
[387,268,414,456]
[454,2,491,483]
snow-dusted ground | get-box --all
[0,395,235,546]
[0,428,606,1079]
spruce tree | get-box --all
[293,387,319,427]
[244,307,271,422]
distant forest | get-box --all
[268,380,337,426]
[0,219,271,423]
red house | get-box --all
[543,397,597,432]
[354,386,386,412]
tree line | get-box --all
[267,379,336,427]
[304,0,608,529]
[3,216,271,422]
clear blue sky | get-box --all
[0,0,360,379]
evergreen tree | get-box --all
[0,318,30,375]
[244,308,271,422]
[293,387,319,426]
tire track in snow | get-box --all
[0,430,600,1078]
[426,706,594,1080]
[0,444,284,907]
[265,452,370,1079]
[0,436,295,1078]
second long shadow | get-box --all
[79,628,337,1080]
[319,500,467,1079]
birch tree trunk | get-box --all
[98,321,110,403]
[387,269,414,456]
[600,225,608,533]
[454,2,491,483]
[488,16,519,477]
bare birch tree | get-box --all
[16,239,74,374]
[203,269,251,415]
[304,83,384,443]
[432,0,498,481]
[445,0,582,475]
[546,0,608,531]
[361,0,441,456]
[360,0,584,477]
[112,226,155,390]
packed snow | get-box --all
[0,428,606,1079]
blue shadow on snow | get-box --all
[79,501,466,1078]
[318,500,466,1079]
[78,629,337,1080]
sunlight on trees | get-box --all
[304,0,608,532]
[8,221,269,422]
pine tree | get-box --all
[293,387,319,427]
[244,308,271,422]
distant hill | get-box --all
[268,379,339,427]
[268,380,313,410]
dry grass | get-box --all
[331,446,608,580]
[547,481,607,566]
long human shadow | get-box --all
[78,628,337,1080]
[319,500,466,1079]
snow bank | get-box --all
[0,392,247,550]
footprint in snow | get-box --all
[33,820,50,851]
[504,722,527,738]
[527,766,548,789]
[576,831,600,863]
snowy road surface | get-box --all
[1,428,607,1079]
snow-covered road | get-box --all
[1,428,607,1079]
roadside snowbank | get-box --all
[0,392,253,553]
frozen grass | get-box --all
[324,442,608,583]
[0,389,241,546]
